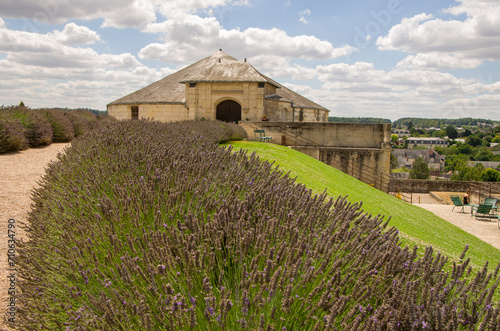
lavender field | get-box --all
[13,120,500,330]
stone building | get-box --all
[406,137,449,149]
[107,50,329,123]
[392,149,446,172]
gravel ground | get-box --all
[0,143,70,330]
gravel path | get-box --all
[0,143,70,329]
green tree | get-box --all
[410,156,430,179]
[446,125,458,139]
[390,153,399,170]
[473,147,493,161]
[481,168,500,182]
[459,129,472,138]
[492,135,500,143]
[457,143,473,155]
[466,134,483,147]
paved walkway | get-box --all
[395,193,500,250]
[417,203,500,250]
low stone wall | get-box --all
[389,179,500,194]
[240,121,391,149]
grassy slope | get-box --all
[226,141,500,269]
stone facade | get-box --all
[107,51,329,123]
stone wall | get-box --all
[240,122,392,191]
[108,81,329,123]
[389,179,500,194]
[107,103,190,121]
[240,122,391,149]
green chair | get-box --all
[484,197,498,213]
[450,195,469,213]
[472,204,494,220]
[254,129,272,143]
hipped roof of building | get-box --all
[108,50,329,111]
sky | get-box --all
[0,0,499,121]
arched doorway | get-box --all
[216,100,241,123]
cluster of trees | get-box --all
[328,117,391,124]
[393,117,496,128]
[450,161,500,182]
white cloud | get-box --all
[0,0,249,28]
[299,16,308,24]
[376,1,500,66]
[0,21,177,110]
[250,55,317,80]
[298,60,500,119]
[397,53,483,70]
[141,14,354,63]
[50,23,101,45]
[0,0,154,27]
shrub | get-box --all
[0,109,28,153]
[67,109,98,137]
[42,108,75,142]
[8,106,53,147]
[15,120,500,330]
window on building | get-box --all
[258,82,265,88]
[131,106,139,120]
[189,83,197,87]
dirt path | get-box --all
[0,143,70,329]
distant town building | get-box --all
[391,129,411,137]
[467,161,500,171]
[393,149,445,172]
[407,137,449,149]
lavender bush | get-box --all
[67,109,98,137]
[0,108,28,152]
[14,120,499,330]
[41,108,75,142]
[9,106,53,147]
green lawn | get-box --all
[226,141,500,270]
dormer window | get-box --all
[189,83,197,87]
[258,82,265,88]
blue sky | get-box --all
[1,0,499,121]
